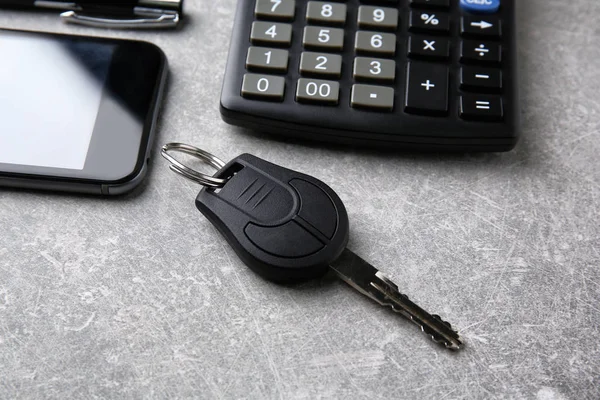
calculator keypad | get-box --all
[296,78,340,104]
[306,2,348,25]
[355,31,397,55]
[461,15,502,38]
[461,40,502,64]
[300,52,343,77]
[242,74,286,101]
[351,84,395,111]
[250,22,293,45]
[460,66,502,92]
[353,57,396,82]
[405,62,449,114]
[238,0,513,129]
[410,0,450,9]
[302,26,345,50]
[408,35,450,60]
[460,95,503,121]
[409,11,451,33]
[254,0,296,20]
[246,47,289,72]
[357,6,399,30]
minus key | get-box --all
[460,66,502,92]
[351,84,395,112]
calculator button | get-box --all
[460,95,503,121]
[460,66,502,92]
[241,74,286,101]
[461,40,501,65]
[353,57,396,82]
[251,22,293,46]
[408,35,450,60]
[303,26,345,50]
[410,0,450,9]
[357,6,399,31]
[306,2,347,26]
[351,84,395,111]
[355,31,396,56]
[246,47,289,72]
[461,16,502,38]
[409,11,450,34]
[296,78,340,105]
[459,0,501,14]
[404,62,449,115]
[255,0,296,21]
[300,52,342,77]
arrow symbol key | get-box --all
[471,21,493,29]
[461,16,501,38]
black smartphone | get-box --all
[0,29,168,195]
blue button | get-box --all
[460,0,500,14]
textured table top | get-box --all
[1,1,599,399]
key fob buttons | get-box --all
[245,221,324,258]
[290,179,338,239]
[196,154,349,282]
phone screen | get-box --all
[0,32,115,170]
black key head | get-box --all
[196,154,349,283]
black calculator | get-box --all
[220,0,518,152]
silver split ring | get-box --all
[161,143,228,188]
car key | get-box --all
[162,143,463,351]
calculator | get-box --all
[220,0,518,152]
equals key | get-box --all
[460,94,504,122]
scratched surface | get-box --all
[0,1,599,399]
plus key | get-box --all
[404,61,449,116]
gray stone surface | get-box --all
[0,1,599,398]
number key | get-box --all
[241,74,286,101]
[303,26,345,50]
[296,78,340,105]
[355,31,396,56]
[306,1,347,26]
[353,57,396,82]
[300,52,342,77]
[255,0,296,21]
[357,6,399,31]
[246,47,289,72]
[251,21,293,46]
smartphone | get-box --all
[0,29,168,195]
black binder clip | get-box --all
[32,0,183,30]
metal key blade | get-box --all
[330,249,463,351]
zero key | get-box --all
[241,74,286,101]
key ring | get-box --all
[161,143,228,188]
